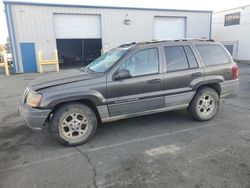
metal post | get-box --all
[55,49,59,72]
[38,51,43,73]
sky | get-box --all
[0,0,250,44]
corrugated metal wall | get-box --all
[212,6,250,61]
[9,4,211,72]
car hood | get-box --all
[29,69,103,91]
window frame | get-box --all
[163,45,199,73]
[114,47,160,79]
[224,12,240,26]
[183,45,199,70]
[195,44,231,67]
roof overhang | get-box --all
[3,0,213,13]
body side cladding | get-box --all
[165,92,195,107]
[220,79,239,97]
[106,90,164,105]
[106,88,192,105]
[100,91,195,123]
[102,104,189,123]
[97,105,110,120]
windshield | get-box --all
[84,48,128,73]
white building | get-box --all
[212,5,250,61]
[4,0,212,73]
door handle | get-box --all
[147,79,161,83]
[191,72,202,77]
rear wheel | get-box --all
[188,87,219,121]
[51,103,97,146]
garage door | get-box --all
[154,17,186,40]
[54,14,101,39]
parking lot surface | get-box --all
[0,63,250,188]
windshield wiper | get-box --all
[86,67,95,73]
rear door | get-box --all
[162,44,205,107]
[106,47,165,117]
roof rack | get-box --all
[138,38,215,44]
[118,38,215,48]
[173,38,215,42]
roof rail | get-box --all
[137,40,168,45]
[174,38,215,42]
[118,42,136,48]
[118,38,215,48]
[136,38,215,45]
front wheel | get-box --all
[188,87,219,121]
[51,103,98,146]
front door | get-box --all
[20,43,38,73]
[107,48,164,117]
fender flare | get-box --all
[41,90,105,108]
[190,75,224,91]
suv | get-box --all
[18,39,239,146]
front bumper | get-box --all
[220,79,239,98]
[18,102,51,132]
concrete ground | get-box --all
[0,63,250,188]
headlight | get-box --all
[26,91,42,107]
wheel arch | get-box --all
[48,99,102,126]
[191,75,224,96]
[195,82,221,96]
[193,81,222,96]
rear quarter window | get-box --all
[196,45,229,66]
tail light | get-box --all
[232,64,239,80]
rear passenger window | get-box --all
[184,46,198,68]
[164,46,189,72]
[196,45,229,66]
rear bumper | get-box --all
[220,79,239,98]
[18,102,51,132]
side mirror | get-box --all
[114,69,131,80]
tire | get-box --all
[51,103,98,146]
[188,87,219,121]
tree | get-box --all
[0,44,6,52]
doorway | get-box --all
[222,41,238,60]
[56,39,102,69]
[20,43,38,73]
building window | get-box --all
[224,12,240,26]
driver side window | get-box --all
[120,48,159,77]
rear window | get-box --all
[196,45,229,66]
